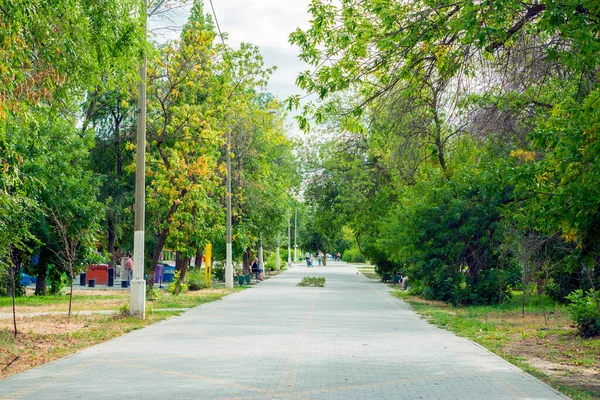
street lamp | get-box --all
[287,208,292,267]
[294,209,298,262]
[225,127,234,288]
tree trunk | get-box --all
[323,252,327,266]
[68,279,73,318]
[147,189,188,291]
[243,248,251,276]
[114,116,123,177]
[35,262,47,296]
[147,228,169,292]
[9,247,22,338]
[107,213,116,269]
[174,253,190,296]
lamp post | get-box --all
[225,127,234,289]
[294,209,298,262]
[258,232,264,273]
[287,208,292,267]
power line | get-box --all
[207,0,245,102]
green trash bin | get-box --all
[244,275,251,285]
[237,275,245,285]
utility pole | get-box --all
[225,129,233,289]
[258,232,264,271]
[275,244,281,271]
[287,208,292,267]
[130,0,149,319]
[294,209,298,262]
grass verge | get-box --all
[391,290,600,400]
[357,266,379,280]
[0,311,181,379]
[148,287,242,309]
[0,287,241,379]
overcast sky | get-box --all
[150,0,313,110]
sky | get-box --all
[150,0,313,117]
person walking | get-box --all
[305,253,312,267]
[126,253,133,286]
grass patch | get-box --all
[0,311,182,379]
[357,266,379,280]
[391,290,600,399]
[297,277,326,287]
[148,287,240,309]
[0,286,241,379]
[0,292,128,313]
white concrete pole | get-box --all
[130,0,148,319]
[225,129,233,289]
[276,245,281,271]
[294,209,298,262]
[258,233,264,270]
[287,208,292,267]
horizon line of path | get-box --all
[0,262,567,399]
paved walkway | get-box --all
[0,264,566,399]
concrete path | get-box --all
[0,264,566,399]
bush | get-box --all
[0,272,25,297]
[567,289,600,337]
[266,252,285,270]
[352,253,366,263]
[212,262,225,282]
[187,268,209,291]
[342,247,365,263]
[169,271,188,295]
[48,264,68,295]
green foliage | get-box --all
[266,251,285,271]
[169,271,188,296]
[297,276,326,287]
[567,290,600,337]
[342,248,365,263]
[291,0,600,310]
[47,264,68,295]
[212,262,225,282]
[187,268,209,291]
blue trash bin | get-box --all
[162,265,175,283]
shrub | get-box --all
[342,247,365,263]
[169,271,188,295]
[352,253,366,263]
[187,268,209,291]
[212,262,225,282]
[566,289,600,337]
[48,264,68,295]
[266,252,285,270]
[297,276,326,287]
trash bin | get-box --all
[237,275,245,285]
[154,264,165,284]
[88,279,95,288]
[108,268,114,287]
[80,273,86,286]
[162,265,175,283]
[121,280,129,288]
[245,275,251,285]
